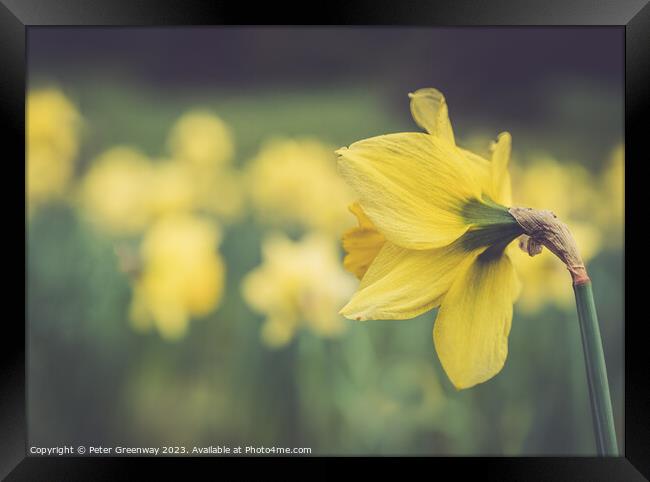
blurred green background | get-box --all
[27,27,623,455]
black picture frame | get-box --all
[2,0,647,479]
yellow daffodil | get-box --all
[511,155,599,227]
[146,160,196,217]
[596,144,624,248]
[167,110,244,221]
[246,138,355,234]
[79,146,154,235]
[80,146,242,235]
[27,88,81,210]
[167,110,234,169]
[338,88,525,389]
[190,168,245,221]
[242,232,356,348]
[129,215,225,340]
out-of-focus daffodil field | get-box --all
[27,28,623,455]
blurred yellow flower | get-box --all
[79,146,154,235]
[129,215,225,340]
[596,144,624,247]
[167,110,244,221]
[509,156,602,313]
[242,232,355,348]
[27,88,81,209]
[190,167,245,221]
[146,161,196,218]
[80,147,238,235]
[246,138,355,234]
[167,110,234,169]
[512,155,599,222]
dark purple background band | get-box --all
[2,0,648,479]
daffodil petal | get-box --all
[496,170,513,207]
[348,201,376,229]
[433,253,520,389]
[342,202,385,279]
[460,147,492,192]
[409,88,506,203]
[490,132,512,205]
[408,88,455,144]
[337,133,483,249]
[340,241,468,321]
[408,88,504,202]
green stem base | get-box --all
[573,280,619,456]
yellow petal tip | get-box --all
[339,306,365,321]
[450,379,472,391]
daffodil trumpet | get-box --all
[337,87,617,455]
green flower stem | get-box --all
[573,280,619,456]
[509,207,619,456]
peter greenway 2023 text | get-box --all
[29,445,312,455]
